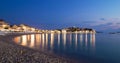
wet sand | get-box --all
[0,33,77,63]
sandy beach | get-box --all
[0,33,76,63]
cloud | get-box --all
[89,18,120,30]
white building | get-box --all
[0,20,10,31]
[62,29,66,33]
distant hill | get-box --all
[62,27,95,32]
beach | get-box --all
[0,33,76,63]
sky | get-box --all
[0,0,120,31]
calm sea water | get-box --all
[13,33,120,63]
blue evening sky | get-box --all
[0,0,120,31]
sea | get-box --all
[13,33,120,63]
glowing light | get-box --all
[62,29,66,33]
[39,34,42,48]
[21,35,27,46]
[35,34,40,47]
[27,35,31,42]
[42,34,45,49]
[2,25,7,28]
[85,33,88,46]
[58,33,60,46]
[75,33,77,49]
[50,33,54,50]
[30,34,35,47]
[62,33,66,49]
[80,34,83,42]
[45,33,48,47]
[14,37,20,44]
[36,34,40,42]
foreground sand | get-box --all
[0,34,76,63]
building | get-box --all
[62,29,66,33]
[0,20,10,31]
[19,24,33,32]
[54,30,61,33]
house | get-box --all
[0,20,10,31]
[62,29,66,33]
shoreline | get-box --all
[0,33,78,63]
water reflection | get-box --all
[14,33,96,53]
[70,33,72,45]
[21,35,27,46]
[36,34,40,46]
[30,34,35,47]
[62,33,66,49]
[42,34,45,49]
[14,36,21,44]
[58,33,60,46]
[75,33,78,49]
[80,34,83,47]
[90,33,96,48]
[45,33,48,48]
[50,33,54,50]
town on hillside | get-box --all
[0,19,96,34]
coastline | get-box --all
[0,33,77,63]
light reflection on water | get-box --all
[13,33,120,63]
[14,33,96,50]
[14,33,96,62]
[14,33,95,53]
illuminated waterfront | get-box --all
[13,33,120,63]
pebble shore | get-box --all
[0,34,76,63]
